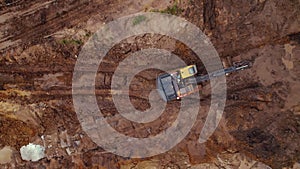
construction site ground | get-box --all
[0,0,300,168]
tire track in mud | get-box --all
[0,0,142,51]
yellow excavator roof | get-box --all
[179,65,198,79]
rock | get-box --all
[66,148,71,155]
[20,143,45,162]
[133,160,160,169]
[0,146,13,164]
[59,130,71,148]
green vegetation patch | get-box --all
[61,39,83,45]
[132,15,147,26]
[150,3,183,15]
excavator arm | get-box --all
[194,60,251,84]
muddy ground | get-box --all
[0,0,300,168]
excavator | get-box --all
[157,60,251,101]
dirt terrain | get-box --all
[0,0,300,168]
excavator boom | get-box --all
[194,61,251,84]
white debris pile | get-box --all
[0,146,13,164]
[20,143,45,162]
